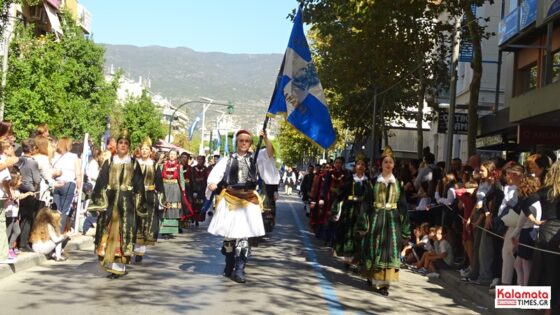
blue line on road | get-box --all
[287,201,344,315]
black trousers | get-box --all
[18,195,38,249]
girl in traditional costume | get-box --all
[358,146,409,296]
[91,131,145,278]
[334,153,372,269]
[133,138,164,262]
[161,150,182,235]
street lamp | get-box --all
[166,99,231,147]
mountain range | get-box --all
[102,44,284,126]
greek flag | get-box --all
[267,5,336,150]
[189,113,201,141]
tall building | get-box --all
[483,0,560,159]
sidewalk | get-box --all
[0,234,94,281]
[436,268,540,315]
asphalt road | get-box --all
[0,195,490,315]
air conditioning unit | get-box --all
[29,6,42,21]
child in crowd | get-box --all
[29,207,70,261]
[5,171,34,259]
[511,175,542,286]
[415,226,453,278]
[402,222,432,264]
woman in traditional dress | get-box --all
[133,139,164,262]
[358,147,409,296]
[161,150,182,235]
[334,154,371,269]
[91,131,145,278]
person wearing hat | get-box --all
[333,153,372,269]
[357,146,410,296]
[91,130,145,278]
[133,138,164,263]
[206,129,265,283]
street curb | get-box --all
[437,269,539,315]
[0,235,94,281]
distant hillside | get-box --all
[102,44,284,125]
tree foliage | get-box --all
[3,12,116,142]
[300,1,450,159]
[117,91,166,148]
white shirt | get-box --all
[206,151,266,199]
[52,152,79,183]
[257,148,280,185]
[0,155,11,200]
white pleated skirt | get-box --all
[207,199,265,239]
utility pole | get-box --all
[445,15,462,172]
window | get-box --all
[518,64,538,94]
[553,50,560,83]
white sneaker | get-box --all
[459,269,469,277]
[489,278,500,289]
[0,257,16,264]
[427,272,440,279]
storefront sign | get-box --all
[476,134,503,148]
[438,111,468,135]
[537,0,560,26]
[520,0,537,30]
[518,125,560,145]
[499,8,519,45]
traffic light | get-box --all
[227,101,234,114]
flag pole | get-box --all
[253,2,302,167]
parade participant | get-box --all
[206,129,265,284]
[317,156,351,244]
[161,150,183,235]
[308,163,329,233]
[333,153,371,269]
[282,166,296,196]
[91,131,145,278]
[191,155,209,226]
[256,130,280,233]
[358,146,409,296]
[133,139,164,262]
[179,152,194,227]
[300,165,315,216]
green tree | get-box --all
[119,91,166,148]
[3,11,116,142]
[301,1,449,159]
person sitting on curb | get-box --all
[414,226,453,278]
[30,207,70,261]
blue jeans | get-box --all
[53,182,76,233]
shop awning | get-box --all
[44,3,63,37]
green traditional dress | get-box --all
[92,155,145,275]
[134,158,164,257]
[358,173,409,288]
[334,174,372,260]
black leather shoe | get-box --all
[135,256,143,263]
[232,275,246,283]
[377,287,389,296]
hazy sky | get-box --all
[80,0,300,54]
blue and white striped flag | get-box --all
[189,113,201,141]
[267,5,336,150]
